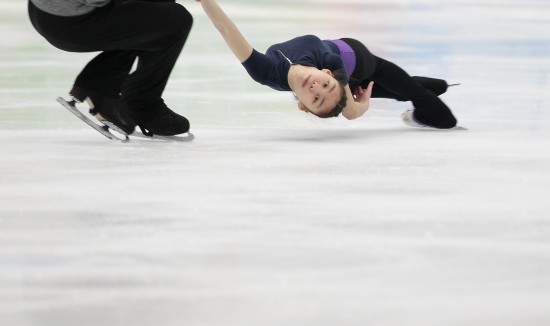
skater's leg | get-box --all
[49,1,192,107]
[361,76,448,100]
[74,51,138,97]
[339,38,456,128]
[95,1,193,127]
[369,56,457,128]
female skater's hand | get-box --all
[353,81,374,105]
[342,81,374,120]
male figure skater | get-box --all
[28,0,193,136]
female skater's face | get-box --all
[293,68,342,116]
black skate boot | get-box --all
[131,99,190,136]
[70,86,137,135]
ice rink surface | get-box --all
[1,0,549,325]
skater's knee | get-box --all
[434,116,457,129]
[411,76,448,96]
[414,110,457,129]
[429,116,457,129]
[154,4,192,44]
[172,5,193,35]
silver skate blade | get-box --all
[132,132,195,142]
[57,97,129,142]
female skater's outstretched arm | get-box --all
[196,0,253,62]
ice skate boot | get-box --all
[401,109,427,128]
[132,99,190,136]
[69,86,137,135]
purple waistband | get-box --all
[327,39,356,76]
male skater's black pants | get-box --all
[28,0,193,121]
[342,38,457,128]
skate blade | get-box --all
[102,121,131,138]
[57,97,129,142]
[132,132,195,142]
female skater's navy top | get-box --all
[242,35,356,91]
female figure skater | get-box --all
[196,0,457,129]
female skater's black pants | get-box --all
[28,0,193,120]
[342,38,457,128]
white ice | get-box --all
[1,0,549,325]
